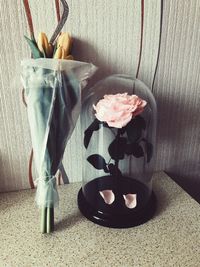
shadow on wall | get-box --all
[166,161,200,204]
[0,152,12,192]
[0,150,25,193]
[156,94,198,144]
[72,38,120,94]
[0,151,6,192]
[155,93,200,203]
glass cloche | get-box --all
[78,75,157,228]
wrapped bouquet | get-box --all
[21,0,96,233]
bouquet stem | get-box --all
[47,207,54,233]
[41,207,47,233]
[40,207,54,233]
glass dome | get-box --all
[78,74,157,228]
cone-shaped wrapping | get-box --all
[21,59,96,208]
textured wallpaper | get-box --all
[0,0,199,201]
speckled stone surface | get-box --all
[0,172,200,267]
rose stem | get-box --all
[114,129,121,202]
[115,159,119,169]
[115,129,121,170]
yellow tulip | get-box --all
[66,55,74,60]
[38,32,53,58]
[54,46,63,59]
[54,46,74,60]
[57,32,72,56]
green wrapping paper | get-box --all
[21,58,96,233]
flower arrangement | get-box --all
[93,93,147,128]
[78,75,157,228]
[25,31,73,60]
[84,93,152,209]
[21,1,96,233]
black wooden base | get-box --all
[78,187,157,228]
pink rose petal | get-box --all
[99,190,115,205]
[123,194,137,209]
[93,93,147,128]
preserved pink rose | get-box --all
[93,93,147,128]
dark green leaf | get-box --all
[108,163,122,177]
[84,130,93,149]
[87,154,108,171]
[131,143,144,158]
[24,35,43,58]
[125,144,133,155]
[108,137,127,160]
[125,115,146,143]
[87,119,101,132]
[84,119,101,148]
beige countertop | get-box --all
[0,172,200,267]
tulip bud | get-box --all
[38,32,53,58]
[54,46,62,59]
[57,32,72,56]
[66,55,74,60]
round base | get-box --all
[78,177,157,228]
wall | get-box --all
[0,0,199,201]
